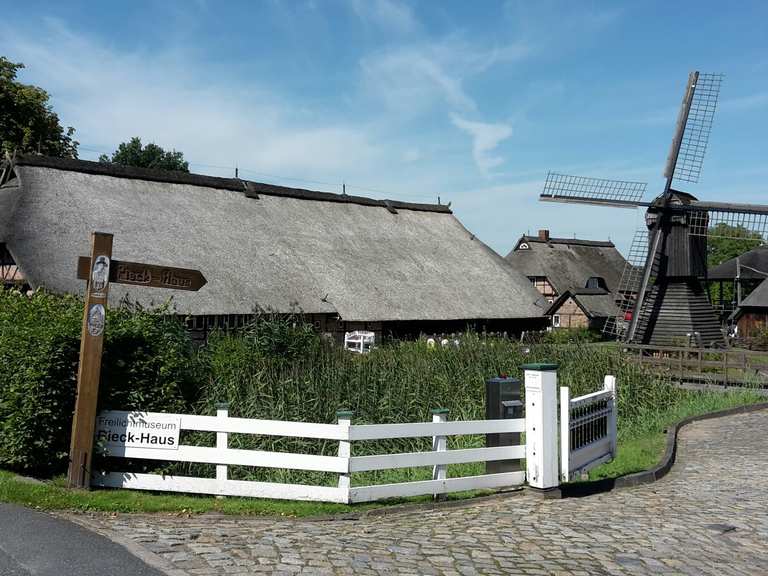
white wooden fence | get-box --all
[92,407,527,504]
[92,366,618,502]
[559,376,617,482]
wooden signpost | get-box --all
[66,232,206,489]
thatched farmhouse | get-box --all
[505,230,626,330]
[0,155,547,341]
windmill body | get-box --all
[635,192,723,346]
[540,72,768,348]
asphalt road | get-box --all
[0,503,163,576]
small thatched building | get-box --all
[0,155,547,340]
[504,230,627,330]
[544,288,619,331]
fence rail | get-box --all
[560,376,617,482]
[93,408,527,504]
[624,343,768,388]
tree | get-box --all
[99,137,189,172]
[0,57,78,158]
[707,223,764,268]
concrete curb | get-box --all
[560,401,768,497]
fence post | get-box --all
[216,402,229,497]
[431,408,449,500]
[559,386,570,483]
[604,375,618,457]
[522,363,559,494]
[337,409,353,504]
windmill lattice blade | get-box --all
[672,73,724,184]
[541,172,647,208]
[602,228,650,339]
[688,208,768,244]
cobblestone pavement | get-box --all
[65,410,768,575]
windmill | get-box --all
[540,71,768,348]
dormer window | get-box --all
[518,242,530,250]
[586,276,608,290]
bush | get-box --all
[0,289,198,477]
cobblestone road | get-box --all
[66,409,768,575]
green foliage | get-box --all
[188,326,686,485]
[0,290,198,477]
[99,137,189,172]
[537,328,603,344]
[0,57,78,158]
[707,223,763,268]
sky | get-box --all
[2,0,767,256]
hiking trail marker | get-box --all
[66,232,206,489]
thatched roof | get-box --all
[708,245,768,281]
[738,278,768,310]
[0,155,545,322]
[545,288,619,319]
[505,233,627,294]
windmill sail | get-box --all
[603,228,650,339]
[664,73,724,185]
[540,172,648,208]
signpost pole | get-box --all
[67,232,113,489]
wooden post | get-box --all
[336,409,353,504]
[522,363,559,491]
[67,232,113,489]
[431,408,448,500]
[559,386,571,483]
[216,403,229,497]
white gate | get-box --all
[559,376,617,482]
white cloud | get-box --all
[350,0,419,34]
[360,38,530,116]
[451,115,513,176]
[1,20,383,181]
[360,46,476,113]
[722,91,768,112]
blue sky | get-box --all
[2,1,767,256]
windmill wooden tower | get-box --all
[540,71,768,347]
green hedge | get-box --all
[0,289,198,477]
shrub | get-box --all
[0,289,198,477]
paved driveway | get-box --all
[64,409,768,575]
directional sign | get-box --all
[67,234,207,490]
[77,257,206,291]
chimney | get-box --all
[538,229,550,242]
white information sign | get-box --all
[96,410,181,451]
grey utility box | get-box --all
[485,376,523,474]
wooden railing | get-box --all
[624,344,768,387]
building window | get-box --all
[586,276,608,290]
[552,314,561,328]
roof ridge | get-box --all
[521,236,615,247]
[10,154,451,214]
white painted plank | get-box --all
[101,444,347,473]
[179,414,346,439]
[93,472,348,503]
[349,419,524,440]
[349,471,525,503]
[349,445,526,472]
[569,389,612,408]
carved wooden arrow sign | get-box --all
[77,256,207,291]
